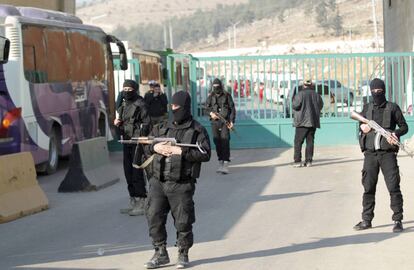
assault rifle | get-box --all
[119,136,207,154]
[211,112,238,135]
[350,111,413,158]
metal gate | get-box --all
[169,52,414,148]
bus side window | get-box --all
[88,32,106,82]
[22,25,48,84]
[45,28,70,83]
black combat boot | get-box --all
[144,245,170,269]
[353,220,372,231]
[392,221,403,233]
[175,248,189,269]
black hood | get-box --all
[212,78,224,95]
[171,91,192,124]
[370,78,386,105]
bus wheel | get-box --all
[44,129,59,175]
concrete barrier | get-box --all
[0,152,49,223]
[58,137,120,192]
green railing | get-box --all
[192,52,414,121]
[111,53,414,149]
[186,52,414,148]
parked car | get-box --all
[264,79,303,104]
[283,81,335,118]
[317,80,354,106]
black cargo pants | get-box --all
[361,151,403,222]
[146,178,196,249]
[123,144,147,198]
[211,120,230,161]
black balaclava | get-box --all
[172,91,192,124]
[123,79,139,100]
[212,78,223,95]
[369,78,386,105]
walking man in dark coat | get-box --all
[292,80,324,167]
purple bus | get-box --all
[0,5,127,174]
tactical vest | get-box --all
[152,122,201,182]
[211,93,230,120]
[119,99,143,139]
[366,102,392,129]
[359,102,398,152]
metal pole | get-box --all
[228,29,231,49]
[232,21,240,49]
[233,24,236,49]
[163,24,168,49]
[169,21,174,49]
[371,0,380,51]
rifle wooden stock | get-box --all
[350,111,369,124]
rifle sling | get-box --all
[133,154,155,169]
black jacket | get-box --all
[206,92,236,123]
[359,101,408,152]
[144,91,168,117]
[292,88,324,128]
[117,96,151,139]
[146,117,211,182]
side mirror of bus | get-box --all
[0,36,10,64]
[119,51,128,70]
[107,35,128,70]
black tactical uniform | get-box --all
[354,78,408,233]
[144,91,211,269]
[144,82,168,127]
[117,80,151,209]
[206,78,235,164]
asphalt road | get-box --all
[1,146,414,270]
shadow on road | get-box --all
[191,230,412,267]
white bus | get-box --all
[0,5,127,174]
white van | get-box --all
[262,73,303,104]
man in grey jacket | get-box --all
[292,80,324,167]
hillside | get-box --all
[185,0,384,54]
[76,0,249,33]
[76,0,384,54]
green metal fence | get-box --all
[182,52,414,148]
[110,53,414,149]
[193,53,414,119]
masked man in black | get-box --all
[144,81,168,127]
[354,78,408,233]
[144,91,211,269]
[206,78,236,174]
[114,80,151,216]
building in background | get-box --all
[383,0,414,52]
[0,0,75,14]
[382,0,414,114]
